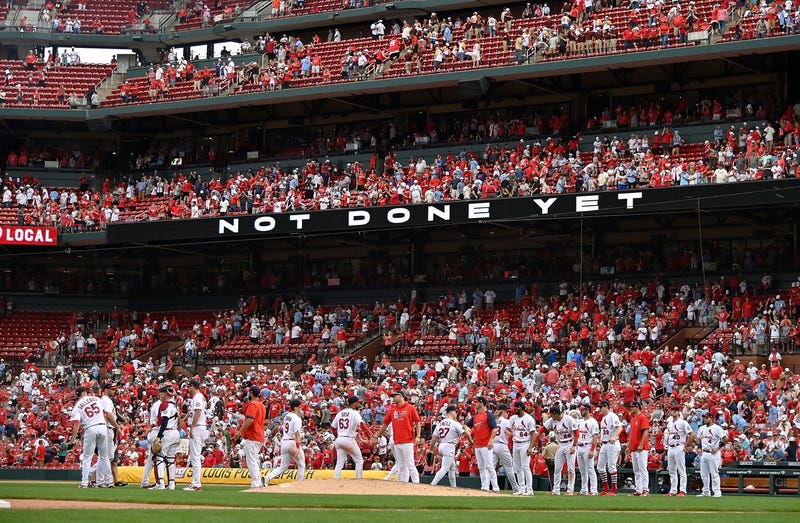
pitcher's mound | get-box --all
[245,478,508,497]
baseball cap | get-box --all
[578,403,590,410]
[75,386,86,396]
[289,398,302,409]
[445,405,458,413]
[549,405,562,415]
[159,385,175,394]
[513,401,526,410]
[599,400,610,408]
[394,390,407,400]
[249,385,261,397]
[630,400,642,409]
[497,404,510,411]
[189,379,201,388]
[101,382,116,390]
[702,411,713,418]
[476,396,489,406]
[347,395,362,405]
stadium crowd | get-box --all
[4,109,800,233]
[100,0,800,106]
[0,272,798,493]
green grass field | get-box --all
[1,482,799,522]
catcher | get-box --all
[141,387,166,488]
[151,385,181,490]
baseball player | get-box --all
[375,391,421,484]
[538,405,578,495]
[430,405,468,488]
[625,400,650,496]
[575,403,599,496]
[492,404,520,494]
[508,401,536,496]
[597,399,622,496]
[141,388,164,488]
[184,379,209,492]
[235,385,266,489]
[95,383,121,488]
[331,395,370,479]
[152,385,181,490]
[69,386,114,488]
[265,398,306,484]
[664,404,693,496]
[695,411,727,497]
[465,396,500,492]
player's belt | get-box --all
[669,443,683,448]
[85,423,105,429]
[577,443,591,447]
[513,439,530,444]
[559,440,573,444]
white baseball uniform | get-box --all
[187,391,209,488]
[70,394,110,488]
[597,410,622,491]
[545,415,578,494]
[140,398,162,487]
[155,399,181,488]
[430,417,464,487]
[576,416,599,495]
[266,412,305,482]
[493,415,519,492]
[696,423,726,496]
[665,415,693,494]
[332,407,365,479]
[94,394,116,487]
[509,412,536,494]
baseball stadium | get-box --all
[1,0,800,520]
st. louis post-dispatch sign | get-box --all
[105,180,800,244]
[0,225,58,246]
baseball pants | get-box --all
[511,442,532,493]
[392,442,419,483]
[140,428,159,486]
[334,437,364,479]
[493,442,519,492]
[80,424,110,488]
[700,452,721,496]
[552,444,575,494]
[266,440,306,483]
[576,447,598,494]
[243,438,264,488]
[631,449,649,493]
[384,444,399,480]
[156,430,180,486]
[188,427,209,488]
[90,428,115,487]
[430,442,457,487]
[597,441,620,490]
[667,446,687,494]
[475,446,499,491]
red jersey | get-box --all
[385,403,420,444]
[242,400,266,443]
[466,410,497,448]
[628,413,651,451]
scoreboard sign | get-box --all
[0,225,58,246]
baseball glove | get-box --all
[151,437,163,455]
